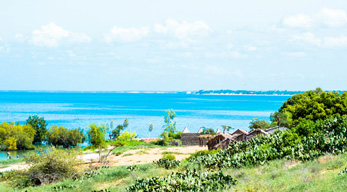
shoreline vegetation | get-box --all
[1,88,347,191]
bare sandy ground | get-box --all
[0,146,206,172]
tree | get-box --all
[26,115,47,144]
[0,122,36,150]
[148,124,153,138]
[221,125,233,133]
[111,119,129,140]
[201,127,216,135]
[271,112,292,127]
[249,118,272,130]
[46,126,85,148]
[164,109,176,133]
[88,124,107,162]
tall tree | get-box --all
[164,109,176,133]
[221,125,233,133]
[148,124,153,138]
[88,123,107,162]
[26,115,47,144]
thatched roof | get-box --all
[230,129,248,136]
[182,127,190,133]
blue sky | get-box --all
[1,0,347,91]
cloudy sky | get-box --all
[1,0,347,91]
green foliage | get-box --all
[118,131,137,141]
[0,148,80,188]
[271,111,293,127]
[88,124,107,147]
[187,149,221,160]
[222,125,233,133]
[126,169,237,192]
[0,122,36,150]
[46,126,85,147]
[162,154,176,160]
[292,119,318,137]
[154,158,180,169]
[164,109,176,133]
[148,124,153,132]
[339,167,347,175]
[249,118,274,130]
[168,131,182,139]
[26,115,47,143]
[88,123,107,162]
[189,116,347,169]
[126,165,137,171]
[200,127,216,135]
[279,89,347,127]
[111,119,129,139]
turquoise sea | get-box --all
[0,91,290,137]
[0,91,291,160]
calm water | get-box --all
[0,91,290,160]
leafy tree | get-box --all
[111,119,129,139]
[118,131,137,141]
[279,88,347,126]
[46,126,85,148]
[201,127,216,135]
[148,124,153,138]
[0,122,36,150]
[221,125,233,133]
[164,109,176,133]
[26,116,47,144]
[249,118,273,130]
[88,123,107,162]
[270,111,292,127]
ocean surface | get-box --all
[0,92,291,160]
[0,91,291,137]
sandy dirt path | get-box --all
[0,146,206,172]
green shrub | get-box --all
[126,169,237,191]
[46,126,85,147]
[154,158,180,169]
[1,147,81,188]
[162,154,175,160]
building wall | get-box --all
[181,133,200,145]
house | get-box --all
[198,134,212,147]
[206,133,232,150]
[245,129,269,140]
[181,127,200,145]
[213,137,236,150]
[230,129,249,142]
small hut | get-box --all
[198,134,212,147]
[206,133,231,150]
[213,137,236,150]
[246,129,268,140]
[230,129,249,142]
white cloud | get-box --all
[283,13,312,28]
[291,32,347,48]
[30,23,91,47]
[104,26,149,43]
[226,43,233,49]
[320,8,347,27]
[291,32,321,46]
[154,18,210,40]
[205,51,247,59]
[324,35,347,47]
[281,52,306,57]
[244,45,257,51]
[15,33,25,42]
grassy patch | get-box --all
[135,150,149,155]
[0,159,23,165]
[122,153,133,157]
[161,151,184,155]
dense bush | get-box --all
[189,116,347,169]
[0,122,36,150]
[126,169,237,192]
[154,158,180,169]
[279,89,347,127]
[46,126,85,147]
[26,115,48,144]
[0,147,80,188]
